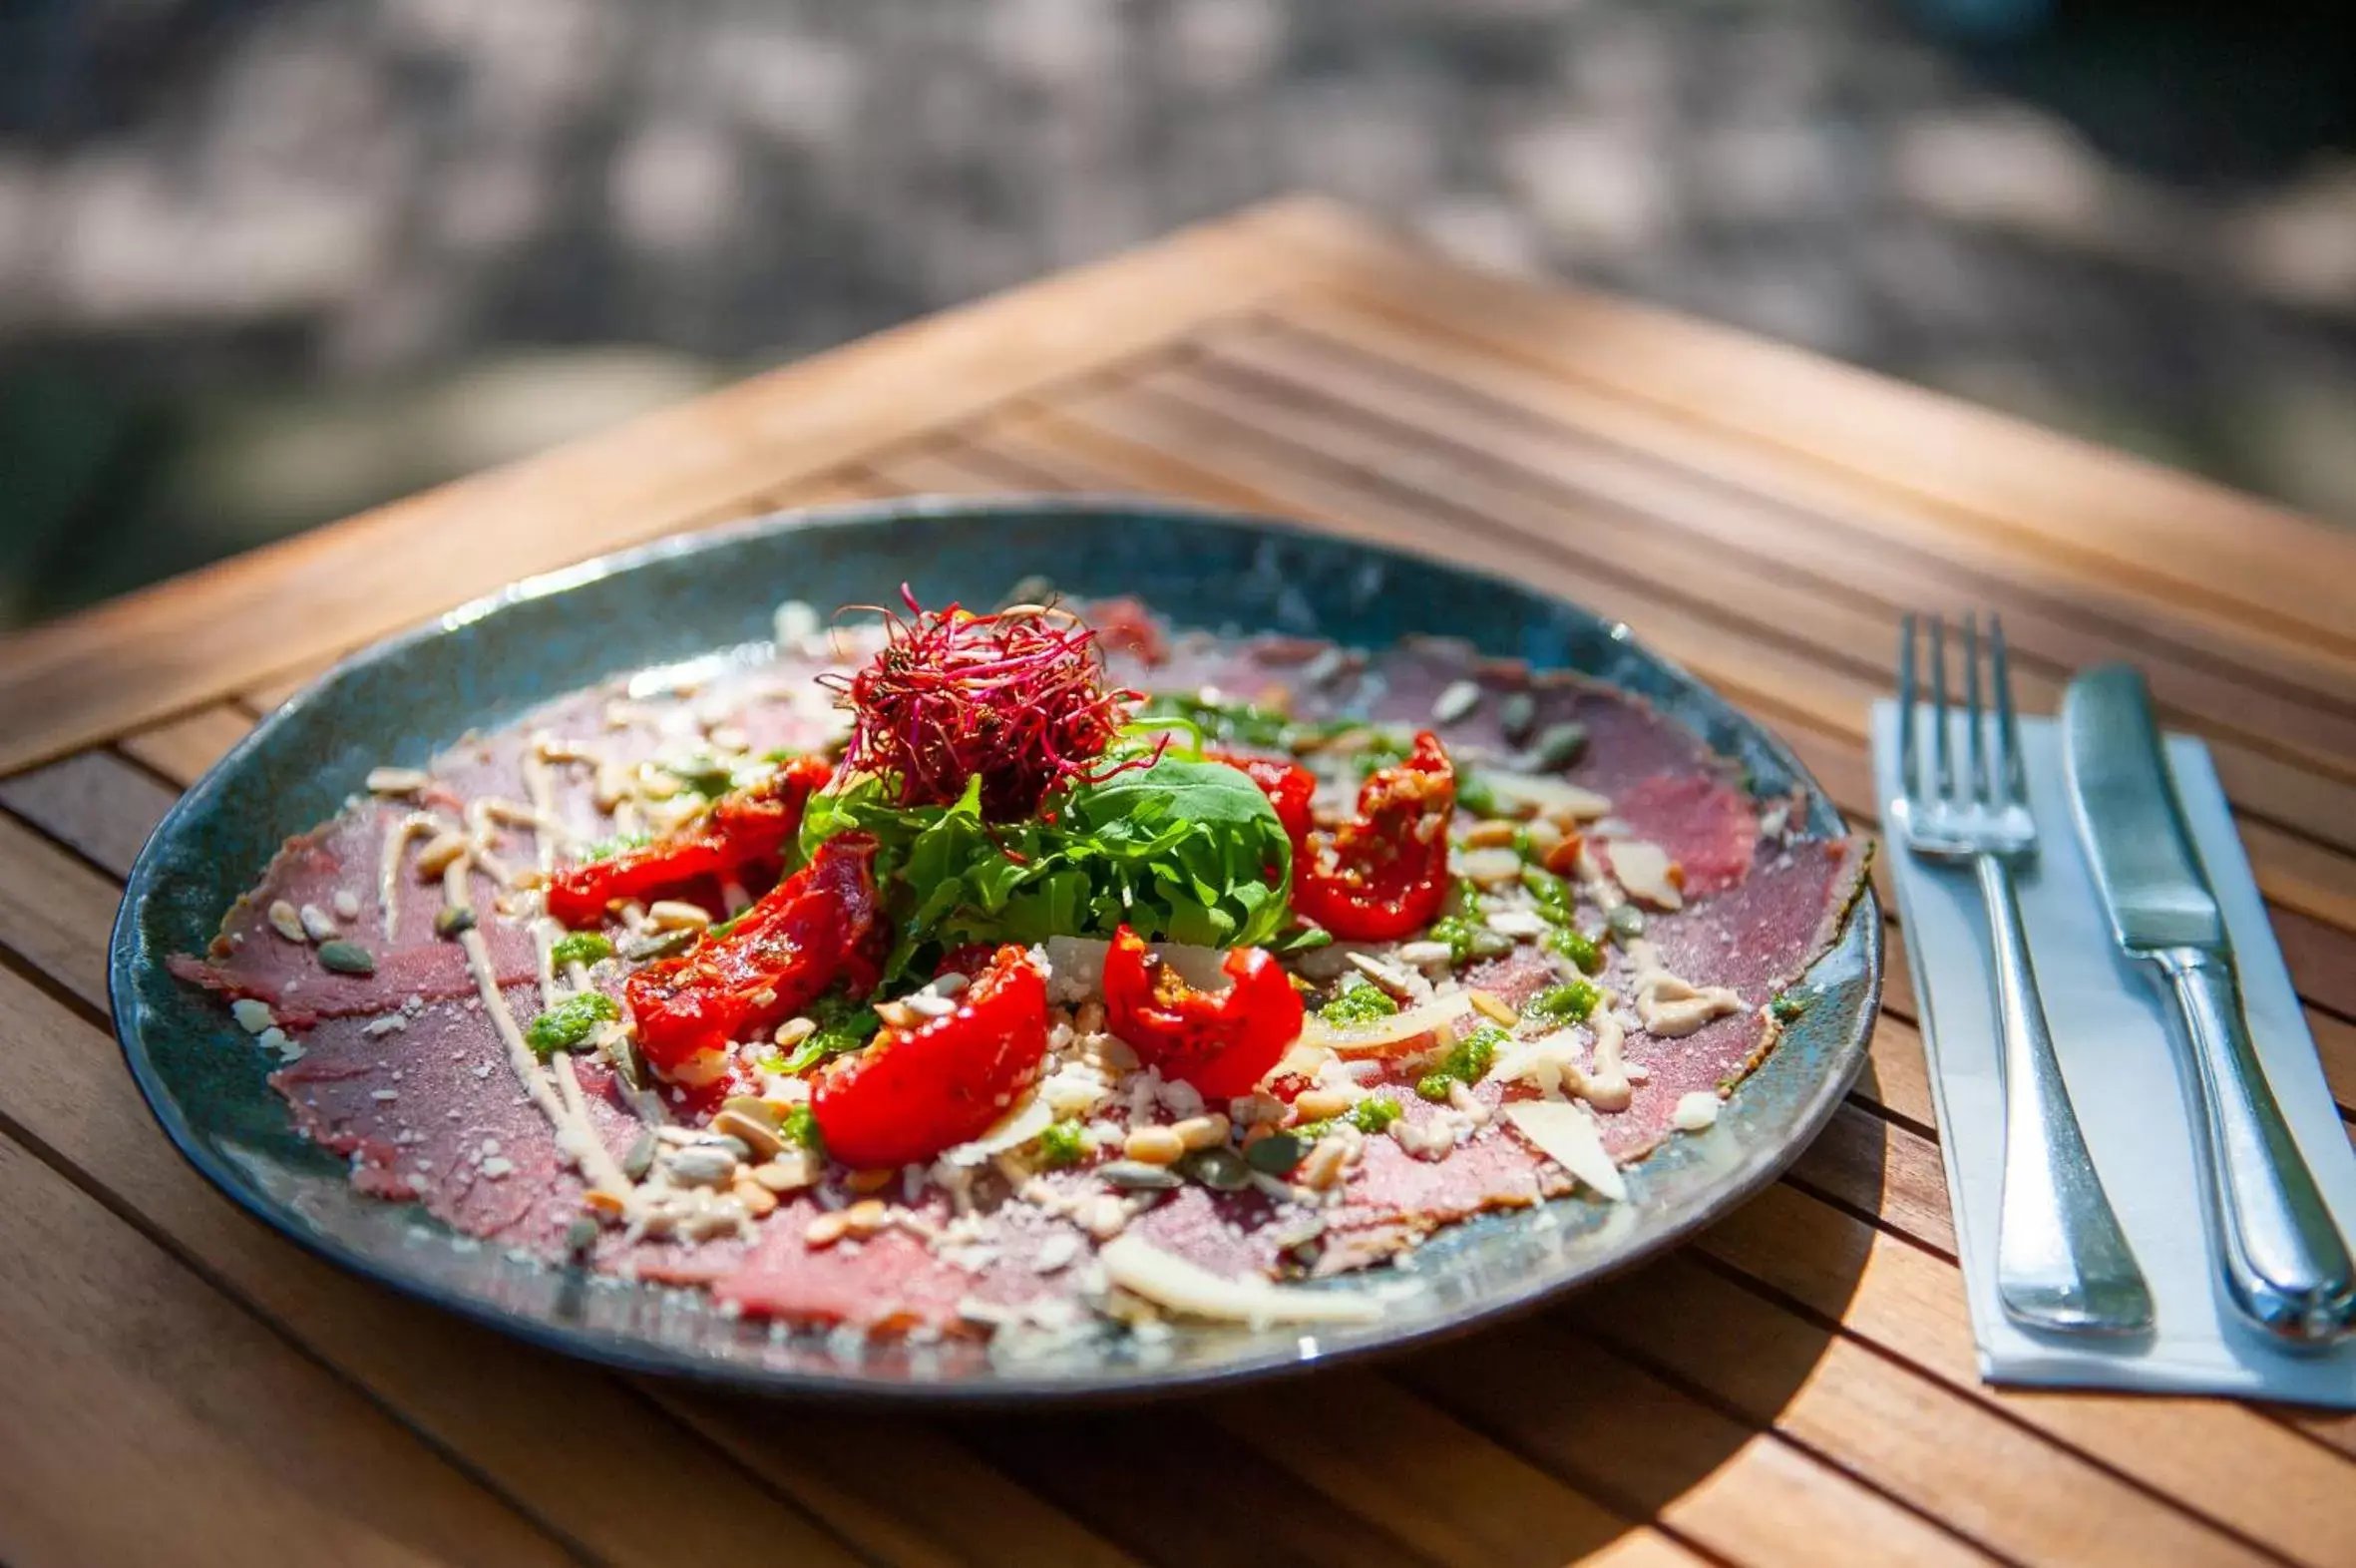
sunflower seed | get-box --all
[332,889,362,921]
[1302,647,1349,688]
[1525,721,1588,772]
[1431,679,1481,725]
[621,1129,658,1180]
[665,1144,739,1187]
[315,941,377,976]
[298,903,339,943]
[1097,1160,1183,1191]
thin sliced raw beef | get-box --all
[1610,773,1759,893]
[172,804,538,1021]
[270,986,643,1251]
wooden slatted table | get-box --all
[4,196,2354,1568]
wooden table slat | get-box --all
[1272,288,2356,710]
[1309,240,2356,665]
[0,1135,574,1568]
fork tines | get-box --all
[1897,611,2028,816]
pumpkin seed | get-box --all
[1499,691,1538,744]
[433,905,476,938]
[621,1129,657,1181]
[1525,721,1588,772]
[563,1216,599,1259]
[1097,1160,1183,1191]
[620,928,696,962]
[1431,679,1481,725]
[1182,1146,1252,1192]
[1002,574,1056,610]
[1245,1131,1305,1175]
[1302,646,1349,688]
[1606,903,1647,942]
[315,940,376,976]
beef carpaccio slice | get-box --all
[175,621,1867,1334]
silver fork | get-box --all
[1894,612,2153,1335]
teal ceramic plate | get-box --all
[112,497,1880,1402]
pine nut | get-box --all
[1123,1125,1187,1165]
[1173,1113,1230,1151]
[733,1175,780,1217]
[1293,1088,1354,1121]
[846,1167,896,1194]
[804,1211,851,1247]
[645,900,712,931]
[843,1199,889,1238]
[1299,1136,1351,1190]
[1459,819,1519,848]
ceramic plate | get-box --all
[112,497,1880,1402]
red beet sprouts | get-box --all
[822,588,1159,819]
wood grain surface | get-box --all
[2,196,2351,1567]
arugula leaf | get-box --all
[799,751,1296,984]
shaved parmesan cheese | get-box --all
[1302,990,1475,1055]
[1098,1235,1383,1326]
[1487,772,1613,822]
[939,1092,1054,1167]
[1673,1092,1722,1132]
[1601,840,1683,910]
[1504,1100,1628,1201]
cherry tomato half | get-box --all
[811,945,1050,1169]
[1100,924,1303,1099]
[1291,732,1455,942]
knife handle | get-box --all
[2157,947,2356,1344]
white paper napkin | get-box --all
[1870,701,2356,1403]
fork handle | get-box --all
[1977,855,2153,1334]
[2153,948,2355,1344]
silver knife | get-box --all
[2063,664,2355,1344]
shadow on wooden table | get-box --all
[918,1074,1888,1568]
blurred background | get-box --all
[2,0,2352,629]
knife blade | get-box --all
[2063,663,2355,1344]
[2062,665,2223,954]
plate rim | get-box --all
[110,492,1882,1405]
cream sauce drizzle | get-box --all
[438,841,632,1206]
[379,811,445,942]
